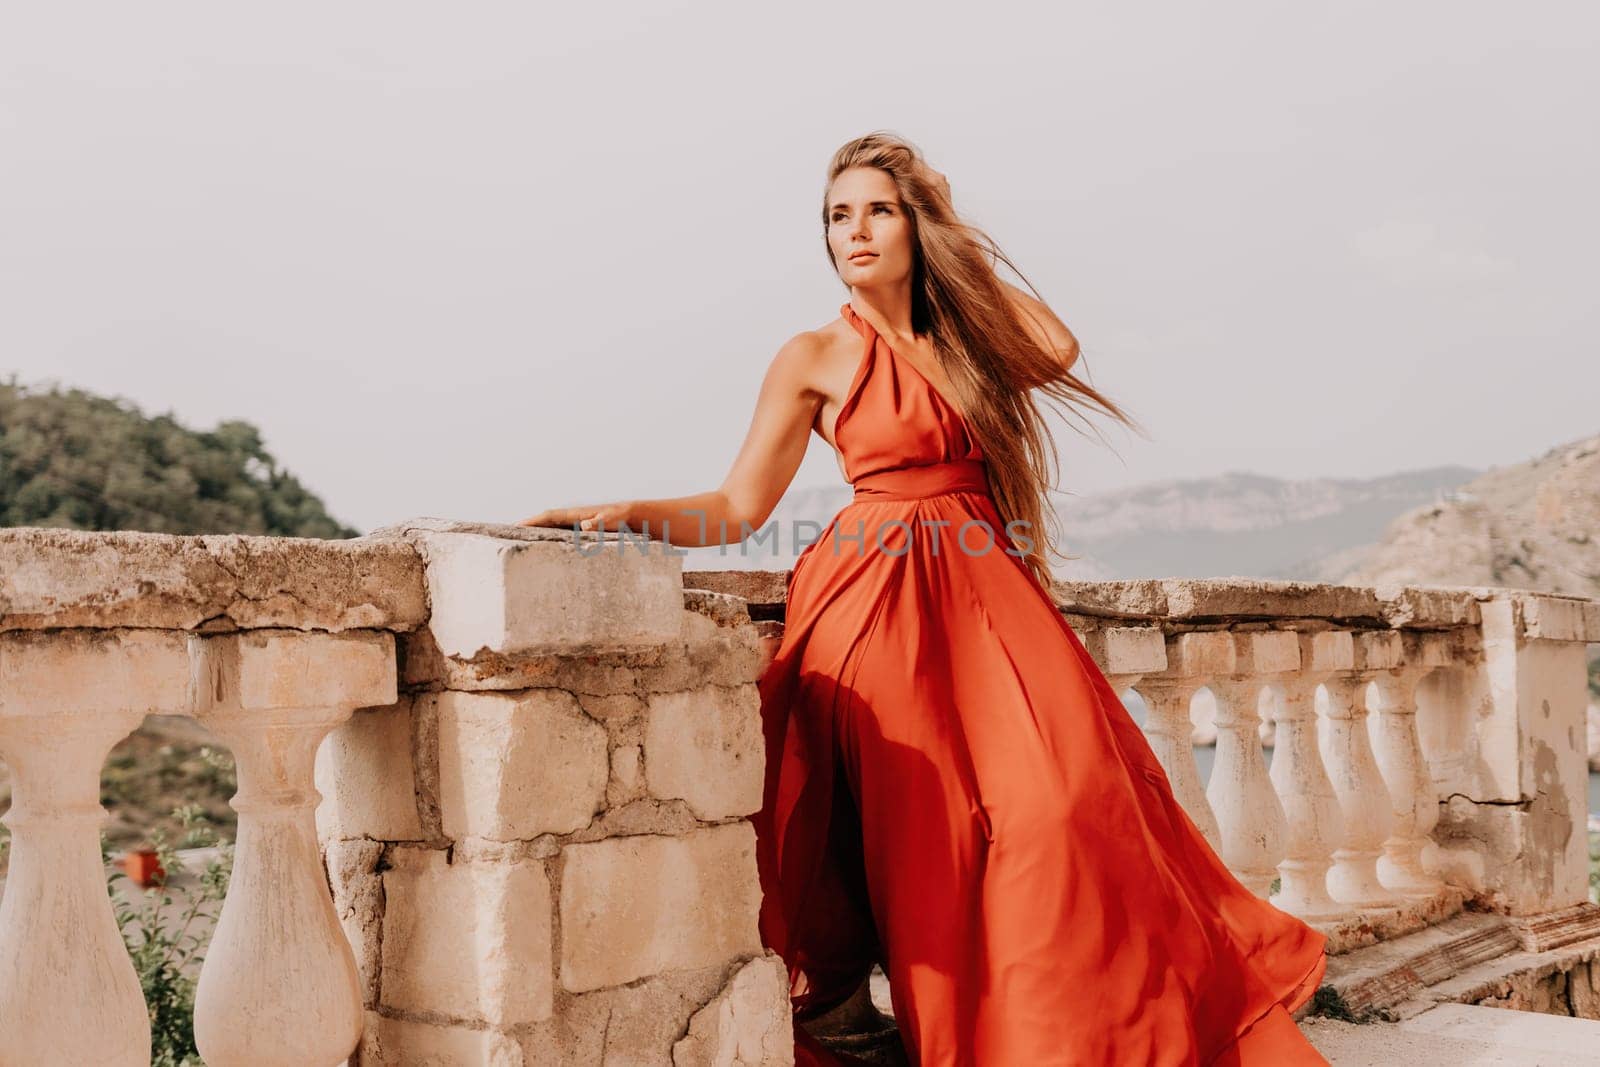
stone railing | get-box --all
[0,521,788,1066]
[690,567,1600,1018]
[1,521,1596,1063]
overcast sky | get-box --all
[3,3,1595,534]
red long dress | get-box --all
[751,302,1330,1066]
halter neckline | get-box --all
[838,302,967,429]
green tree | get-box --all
[0,376,358,536]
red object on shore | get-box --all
[123,849,166,887]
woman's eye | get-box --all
[831,207,892,223]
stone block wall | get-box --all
[313,520,792,1065]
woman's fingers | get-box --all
[516,507,591,528]
[515,503,628,530]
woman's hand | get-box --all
[516,500,634,531]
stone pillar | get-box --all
[1441,592,1599,914]
[0,630,190,1066]
[1267,631,1347,918]
[190,629,396,1067]
[323,523,792,1065]
[1321,667,1397,909]
[1206,631,1300,898]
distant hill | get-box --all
[682,464,1481,578]
[1327,432,1600,600]
[1053,467,1481,580]
[0,376,356,537]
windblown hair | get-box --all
[822,131,1145,592]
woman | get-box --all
[521,132,1330,1066]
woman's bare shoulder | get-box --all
[769,316,855,379]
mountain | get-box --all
[1053,467,1481,580]
[682,465,1481,579]
[1327,432,1600,599]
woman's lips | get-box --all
[850,253,878,263]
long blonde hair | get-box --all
[822,131,1145,590]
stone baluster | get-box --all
[1204,632,1300,898]
[1319,653,1397,909]
[1370,632,1448,897]
[1207,678,1280,897]
[188,629,396,1067]
[1132,677,1220,851]
[1083,625,1226,850]
[0,630,191,1065]
[1265,632,1348,918]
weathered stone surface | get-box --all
[398,625,663,693]
[609,743,644,807]
[397,590,766,696]
[1321,908,1516,1014]
[1164,631,1237,676]
[693,569,1513,638]
[1232,630,1302,674]
[645,686,764,820]
[1081,625,1167,677]
[1315,885,1472,957]
[554,797,700,844]
[324,839,385,1009]
[682,588,756,631]
[358,1010,525,1066]
[1572,959,1600,1018]
[559,824,764,993]
[1374,584,1484,630]
[680,569,790,613]
[1464,599,1593,912]
[388,519,684,658]
[518,963,729,1065]
[1161,578,1389,626]
[673,955,792,1066]
[190,629,397,713]
[1428,934,1600,1019]
[579,692,648,722]
[431,690,607,841]
[0,527,426,632]
[1506,902,1600,953]
[1051,578,1171,620]
[316,699,425,842]
[1514,592,1600,643]
[379,847,554,1027]
[0,628,191,717]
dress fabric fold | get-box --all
[753,302,1330,1066]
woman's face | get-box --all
[826,166,914,288]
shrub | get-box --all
[105,801,235,1067]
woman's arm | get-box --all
[1001,280,1080,373]
[917,163,1080,375]
[517,332,824,547]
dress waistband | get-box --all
[851,458,992,502]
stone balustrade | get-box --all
[0,521,788,1065]
[0,520,1596,1064]
[692,568,1600,1018]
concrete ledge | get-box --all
[0,527,426,632]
